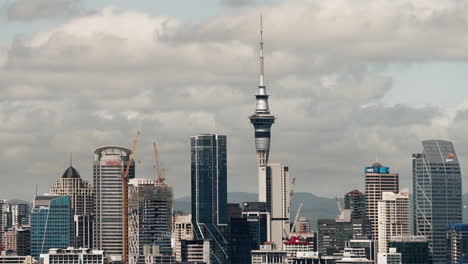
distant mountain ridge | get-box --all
[174,192,339,230]
[175,192,468,230]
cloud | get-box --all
[4,0,82,21]
[2,1,468,200]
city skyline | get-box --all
[4,0,468,202]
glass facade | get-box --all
[30,196,72,259]
[413,140,462,264]
[191,134,228,264]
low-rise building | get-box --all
[40,248,107,264]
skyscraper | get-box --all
[364,162,399,240]
[5,203,30,229]
[50,165,94,248]
[344,190,366,220]
[30,195,73,259]
[249,18,276,203]
[191,134,229,264]
[377,190,410,254]
[413,140,462,264]
[128,178,173,264]
[93,146,135,258]
[267,163,290,249]
[0,200,5,247]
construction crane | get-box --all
[122,131,140,264]
[290,202,303,234]
[153,142,165,186]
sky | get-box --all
[2,0,468,201]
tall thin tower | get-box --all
[249,16,275,203]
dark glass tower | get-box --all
[191,134,228,264]
[344,189,366,220]
[413,140,462,264]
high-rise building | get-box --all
[241,202,270,249]
[172,213,193,262]
[413,140,462,264]
[249,18,276,203]
[5,203,30,229]
[4,228,30,256]
[50,165,94,248]
[229,204,254,264]
[388,236,429,264]
[191,134,229,264]
[377,190,410,254]
[30,195,73,259]
[318,210,372,256]
[447,223,468,264]
[93,146,135,258]
[344,190,366,220]
[365,162,399,240]
[0,199,5,246]
[267,164,290,249]
[128,178,173,264]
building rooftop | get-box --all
[61,166,81,179]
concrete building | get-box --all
[267,164,290,249]
[377,190,410,254]
[377,248,401,264]
[172,213,193,262]
[180,239,210,264]
[0,255,34,264]
[336,248,374,264]
[191,134,229,264]
[296,217,311,234]
[40,247,107,264]
[318,210,372,256]
[4,228,30,256]
[128,178,173,264]
[30,195,73,259]
[365,162,399,240]
[413,140,462,263]
[251,244,288,264]
[0,199,5,246]
[93,146,135,258]
[50,165,94,248]
[249,19,276,204]
[346,240,375,261]
[5,203,30,229]
[388,236,429,264]
[447,223,468,264]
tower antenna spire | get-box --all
[259,15,264,87]
[70,152,73,167]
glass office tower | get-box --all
[191,134,228,264]
[30,195,72,259]
[413,140,462,264]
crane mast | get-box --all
[122,131,140,264]
[153,142,165,186]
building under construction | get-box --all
[128,178,174,264]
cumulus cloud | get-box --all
[4,0,82,21]
[2,0,468,200]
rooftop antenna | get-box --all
[259,14,264,87]
[70,152,73,167]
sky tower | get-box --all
[249,17,276,202]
